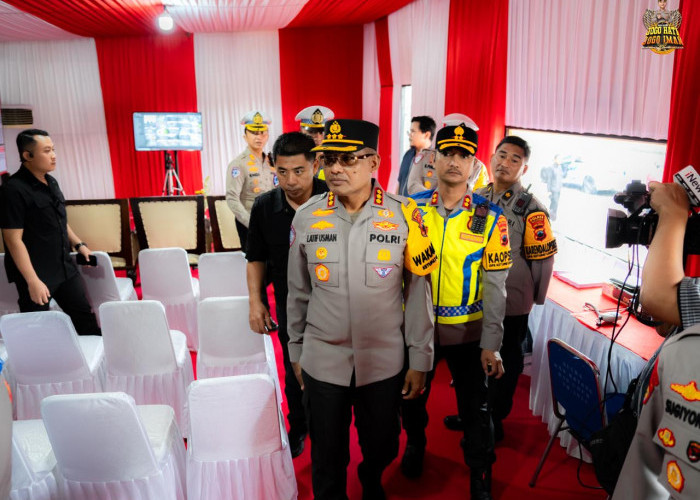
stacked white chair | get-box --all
[10,419,59,500]
[197,298,280,394]
[139,248,199,349]
[0,253,20,316]
[41,392,186,500]
[0,311,104,420]
[73,251,137,326]
[99,300,193,433]
[186,375,297,500]
[197,251,248,299]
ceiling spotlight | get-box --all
[157,8,175,32]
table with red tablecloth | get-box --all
[528,276,664,457]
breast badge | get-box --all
[374,267,393,278]
[316,247,328,260]
[311,220,335,230]
[312,208,334,217]
[373,220,399,231]
[377,249,391,261]
[315,264,330,282]
[687,441,700,463]
[378,209,394,218]
[666,461,684,493]
[670,381,700,402]
[657,428,675,448]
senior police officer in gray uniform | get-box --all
[225,110,276,249]
[287,118,438,500]
[475,136,556,441]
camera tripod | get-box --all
[162,151,186,196]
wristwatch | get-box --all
[74,242,87,251]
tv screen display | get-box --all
[133,112,203,151]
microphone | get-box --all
[673,165,700,206]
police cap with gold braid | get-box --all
[311,119,379,152]
[435,123,478,156]
[240,110,270,132]
[295,105,334,130]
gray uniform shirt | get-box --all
[287,182,435,387]
[476,182,556,316]
[225,147,276,227]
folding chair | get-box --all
[74,251,137,326]
[139,248,200,349]
[196,297,279,396]
[99,300,194,433]
[530,338,619,487]
[41,392,186,500]
[10,419,59,500]
[197,252,248,299]
[0,312,104,420]
[186,375,296,500]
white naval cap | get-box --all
[295,105,335,129]
[442,113,479,131]
[241,110,270,132]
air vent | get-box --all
[1,106,33,127]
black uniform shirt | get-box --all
[246,177,328,309]
[0,165,77,288]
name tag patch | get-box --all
[369,233,401,244]
[307,234,337,243]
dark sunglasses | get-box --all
[319,153,375,169]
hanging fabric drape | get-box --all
[0,0,80,41]
[286,0,414,27]
[95,34,202,198]
[507,0,673,141]
[278,26,364,134]
[362,22,381,127]
[194,31,283,197]
[375,16,394,190]
[0,39,114,199]
[445,0,508,171]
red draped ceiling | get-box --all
[95,34,202,198]
[375,16,394,189]
[444,0,509,173]
[287,0,414,28]
[278,26,364,134]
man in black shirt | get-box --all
[246,132,328,458]
[0,129,99,335]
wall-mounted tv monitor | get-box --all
[133,112,203,151]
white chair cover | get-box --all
[197,252,248,299]
[0,312,104,420]
[99,301,194,433]
[11,420,59,500]
[74,251,137,326]
[186,375,296,500]
[41,393,186,500]
[139,248,199,349]
[0,253,20,316]
[196,298,280,400]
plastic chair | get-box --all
[10,419,59,500]
[196,298,279,394]
[0,311,104,420]
[41,392,186,500]
[74,251,137,326]
[198,252,248,299]
[139,248,200,349]
[530,338,617,487]
[99,301,194,433]
[186,375,296,500]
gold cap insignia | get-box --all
[312,109,324,125]
[454,125,465,139]
[253,112,263,125]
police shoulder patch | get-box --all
[232,167,240,178]
[523,211,557,260]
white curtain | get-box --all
[169,0,308,33]
[0,1,81,42]
[0,39,114,199]
[362,22,380,127]
[507,0,673,140]
[194,32,283,196]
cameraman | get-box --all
[613,181,699,499]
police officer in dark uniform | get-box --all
[0,129,99,334]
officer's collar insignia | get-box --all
[374,187,384,206]
[327,191,336,207]
[504,190,513,199]
[327,121,344,140]
[253,112,263,125]
[312,109,324,125]
[430,191,439,206]
[462,195,472,210]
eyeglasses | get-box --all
[319,153,375,169]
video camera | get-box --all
[605,166,700,255]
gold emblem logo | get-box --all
[315,264,330,282]
[312,208,334,217]
[312,109,324,124]
[670,381,700,401]
[316,247,328,259]
[454,125,465,139]
[378,209,394,218]
[253,112,263,124]
[311,220,335,230]
[666,461,684,492]
[373,220,399,231]
[329,121,341,134]
[377,249,391,261]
